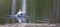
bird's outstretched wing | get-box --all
[6,15,17,18]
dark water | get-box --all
[0,0,59,24]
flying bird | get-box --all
[6,9,28,23]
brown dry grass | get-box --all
[0,23,60,27]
